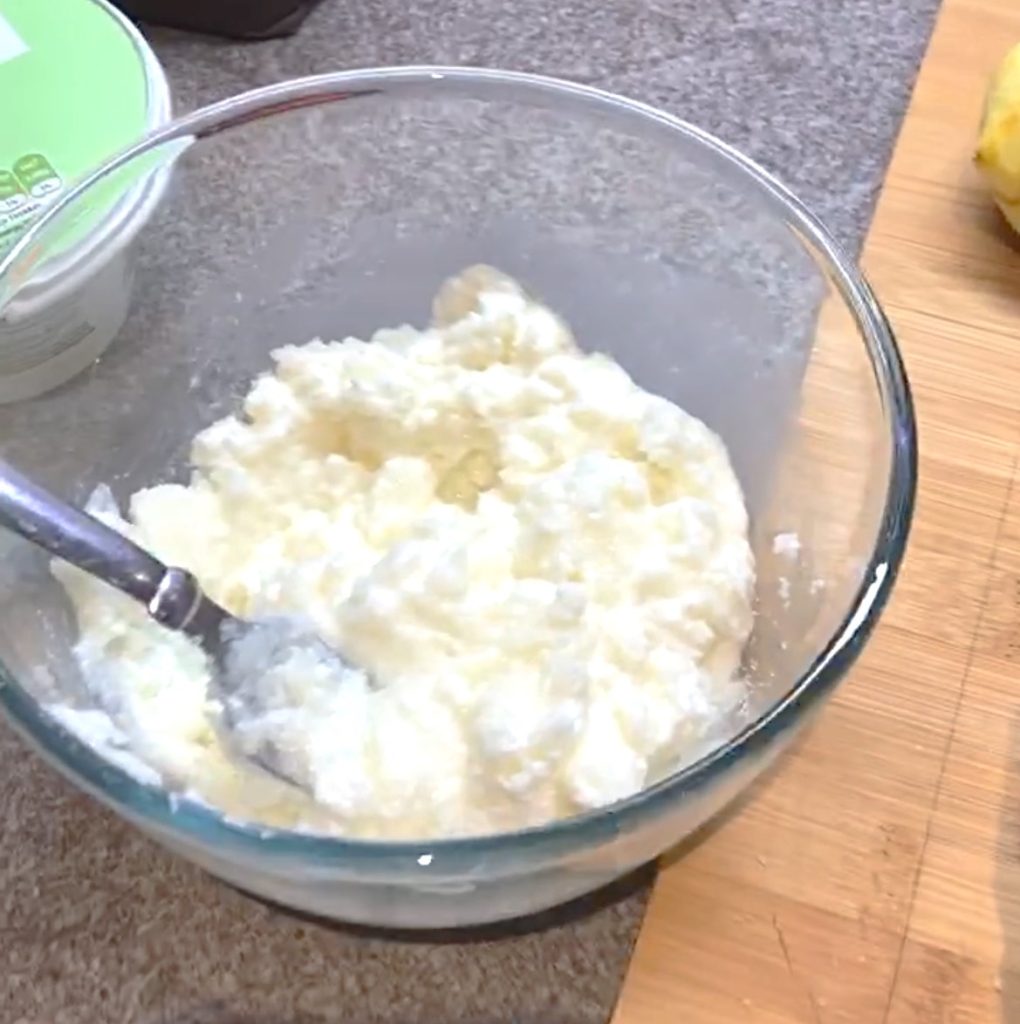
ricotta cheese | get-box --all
[50,266,755,839]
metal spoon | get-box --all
[0,457,355,793]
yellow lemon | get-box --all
[976,42,1020,232]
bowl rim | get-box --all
[0,65,917,876]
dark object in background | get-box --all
[111,0,322,39]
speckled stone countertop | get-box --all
[3,1,939,1021]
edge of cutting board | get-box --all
[612,2,1020,1021]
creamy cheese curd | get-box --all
[50,266,755,839]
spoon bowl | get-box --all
[0,456,354,791]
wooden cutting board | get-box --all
[612,1,1020,1021]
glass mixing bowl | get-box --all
[0,68,915,928]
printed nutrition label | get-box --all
[0,154,62,254]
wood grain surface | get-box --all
[612,1,1020,1022]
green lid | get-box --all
[0,0,155,257]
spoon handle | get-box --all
[0,458,221,635]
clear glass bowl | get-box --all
[0,68,915,928]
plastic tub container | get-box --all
[0,0,170,402]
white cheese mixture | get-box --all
[51,266,755,839]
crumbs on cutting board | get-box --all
[772,532,801,557]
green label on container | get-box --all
[0,0,152,256]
